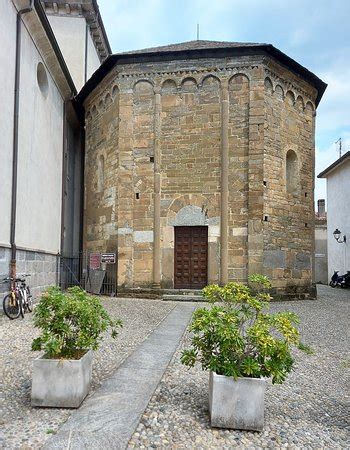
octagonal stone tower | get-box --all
[77,40,326,299]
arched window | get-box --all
[96,155,105,192]
[286,150,298,193]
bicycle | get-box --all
[2,274,33,319]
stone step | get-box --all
[162,289,202,295]
[162,294,204,302]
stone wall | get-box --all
[83,54,318,298]
[263,62,316,297]
[160,74,221,287]
[0,247,58,304]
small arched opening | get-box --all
[286,149,298,193]
[96,154,105,193]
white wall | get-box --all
[15,20,64,254]
[48,15,86,90]
[315,224,328,284]
[48,15,102,91]
[327,158,350,279]
[86,29,101,81]
[0,0,17,246]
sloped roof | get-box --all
[76,40,327,106]
[118,40,265,55]
[318,151,350,178]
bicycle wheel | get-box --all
[26,286,33,312]
[3,293,21,319]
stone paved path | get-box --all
[44,303,195,450]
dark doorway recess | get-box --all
[174,226,208,289]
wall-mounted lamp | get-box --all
[333,228,346,243]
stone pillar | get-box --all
[153,86,161,287]
[117,87,134,287]
[247,70,265,277]
[220,79,229,285]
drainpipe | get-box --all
[10,0,34,279]
[79,123,86,285]
[59,100,68,287]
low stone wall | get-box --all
[0,247,58,303]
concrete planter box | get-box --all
[209,372,266,431]
[31,350,93,408]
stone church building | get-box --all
[78,40,326,299]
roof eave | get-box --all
[91,0,112,57]
[317,151,350,178]
[263,44,327,106]
[76,44,327,107]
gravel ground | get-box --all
[0,297,175,449]
[128,285,350,449]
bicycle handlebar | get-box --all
[2,275,30,283]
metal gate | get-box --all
[83,251,117,296]
[60,254,82,290]
[60,251,117,296]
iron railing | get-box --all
[60,255,81,290]
[60,252,117,296]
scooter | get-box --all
[329,271,350,288]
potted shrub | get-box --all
[181,274,311,431]
[31,286,122,408]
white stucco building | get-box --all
[318,151,350,280]
[0,0,110,298]
[314,199,328,284]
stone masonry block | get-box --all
[264,250,286,269]
[295,253,311,270]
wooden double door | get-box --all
[174,226,208,289]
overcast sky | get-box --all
[98,0,350,207]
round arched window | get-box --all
[37,62,48,97]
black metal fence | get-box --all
[59,251,117,296]
[60,255,81,290]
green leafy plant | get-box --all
[181,275,312,384]
[32,286,122,359]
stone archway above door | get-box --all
[167,194,220,227]
[171,205,207,226]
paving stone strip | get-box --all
[44,303,195,450]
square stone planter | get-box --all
[209,371,266,431]
[31,350,93,408]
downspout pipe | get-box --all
[59,100,68,288]
[10,0,34,280]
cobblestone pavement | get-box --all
[0,297,175,449]
[128,285,350,449]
